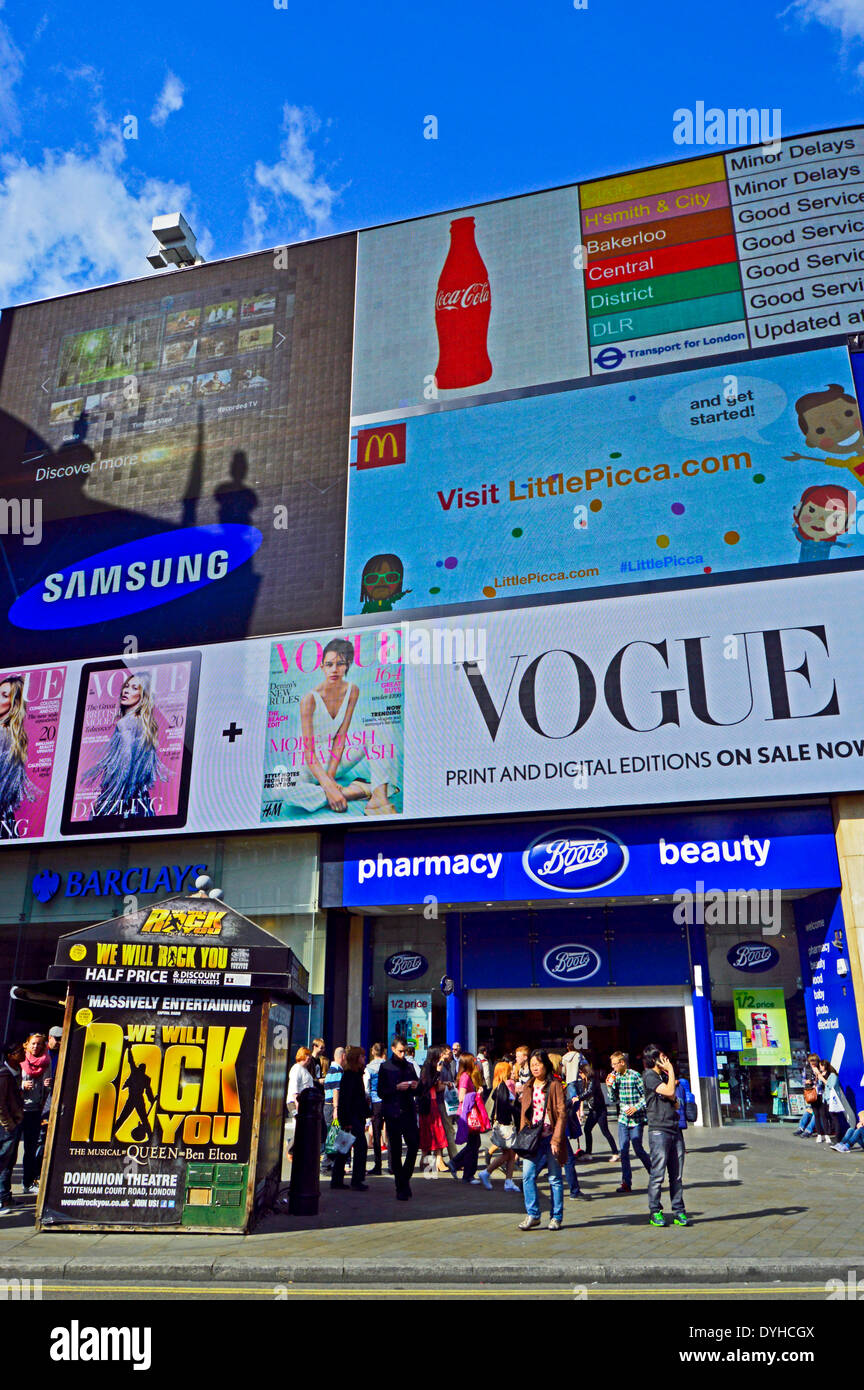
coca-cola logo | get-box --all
[542,944,602,983]
[727,941,779,973]
[384,952,428,981]
[436,282,490,310]
[523,826,628,893]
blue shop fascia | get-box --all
[321,800,863,1128]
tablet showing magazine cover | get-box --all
[61,652,200,835]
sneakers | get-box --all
[548,1217,562,1231]
[649,1212,665,1227]
[478,1170,493,1190]
[672,1211,690,1226]
[569,1190,590,1200]
[608,1153,621,1163]
[0,1204,13,1217]
[518,1215,541,1230]
[615,1183,632,1194]
[833,1143,850,1152]
[503,1179,520,1192]
[22,1185,38,1196]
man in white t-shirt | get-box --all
[562,1040,587,1086]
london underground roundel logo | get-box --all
[595,346,626,370]
[522,826,628,894]
[542,944,602,983]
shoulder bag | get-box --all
[511,1088,549,1158]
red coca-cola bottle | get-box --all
[434,216,492,389]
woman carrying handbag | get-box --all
[803,1054,828,1141]
[485,1059,521,1191]
[451,1054,492,1188]
[515,1050,568,1231]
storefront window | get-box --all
[707,900,808,1123]
[368,914,445,1058]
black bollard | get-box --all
[288,1086,323,1215]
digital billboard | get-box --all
[0,236,356,663]
[344,339,864,616]
[346,126,864,619]
[6,567,864,845]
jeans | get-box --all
[583,1108,618,1155]
[0,1123,19,1204]
[522,1137,564,1221]
[564,1143,581,1195]
[617,1121,650,1186]
[647,1128,685,1215]
[676,1129,686,1183]
[384,1113,419,1194]
[21,1111,43,1188]
[453,1131,480,1182]
[842,1126,864,1149]
[795,1111,815,1135]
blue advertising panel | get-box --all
[461,911,534,989]
[345,341,864,619]
[336,805,840,908]
[607,909,690,986]
[794,890,864,1103]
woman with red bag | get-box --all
[451,1054,492,1189]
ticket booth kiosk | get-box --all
[35,893,309,1234]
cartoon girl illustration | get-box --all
[784,384,864,481]
[293,637,399,816]
[82,671,169,819]
[0,675,37,838]
[792,483,855,564]
[360,554,412,613]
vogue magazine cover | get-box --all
[0,665,66,840]
[61,652,200,835]
[260,628,404,824]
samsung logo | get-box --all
[10,524,261,629]
[523,826,628,893]
[542,944,602,983]
[727,941,780,973]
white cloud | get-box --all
[252,104,344,239]
[784,0,864,43]
[0,135,207,304]
[150,71,185,128]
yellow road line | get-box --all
[36,1284,829,1297]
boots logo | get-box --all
[384,952,428,981]
[542,944,602,983]
[727,941,780,972]
[436,282,490,310]
[523,826,628,893]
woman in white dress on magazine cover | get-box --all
[293,638,399,816]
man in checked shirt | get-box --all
[606,1051,651,1194]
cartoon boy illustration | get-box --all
[792,483,856,563]
[784,384,864,481]
[360,554,412,613]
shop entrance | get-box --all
[475,1004,689,1076]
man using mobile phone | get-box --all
[378,1036,420,1200]
[642,1044,689,1228]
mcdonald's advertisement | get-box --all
[40,994,262,1228]
[260,625,404,824]
[344,340,864,618]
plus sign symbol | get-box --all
[222,722,243,744]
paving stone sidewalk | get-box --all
[1,1128,863,1285]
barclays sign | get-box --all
[726,941,780,973]
[523,826,628,894]
[542,943,602,983]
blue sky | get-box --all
[0,0,862,304]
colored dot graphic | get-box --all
[482,585,496,598]
[512,527,523,538]
[753,473,765,484]
[436,559,443,567]
[429,586,441,594]
[656,534,670,549]
[628,395,636,402]
[589,498,602,513]
[704,567,712,573]
[724,531,740,545]
[444,556,457,569]
[609,452,622,459]
[671,502,685,515]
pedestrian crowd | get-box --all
[794,1053,864,1151]
[0,1027,63,1216]
[287,1033,697,1229]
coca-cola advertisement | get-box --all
[61,652,200,834]
[0,665,66,839]
[351,186,587,419]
